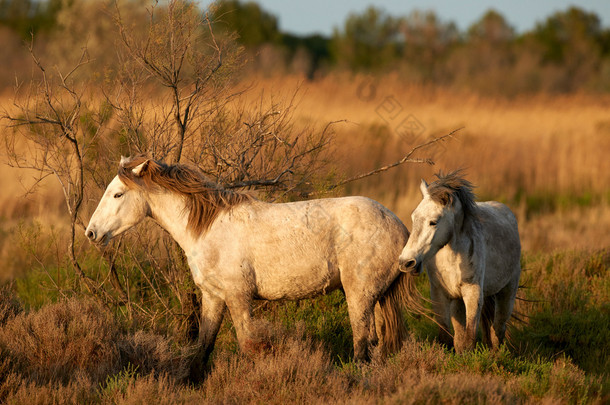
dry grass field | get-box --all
[6,73,608,248]
[0,73,608,403]
[238,74,610,251]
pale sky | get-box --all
[198,0,610,36]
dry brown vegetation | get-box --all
[0,1,608,403]
[4,74,610,247]
[0,288,604,404]
[253,74,610,253]
[1,74,608,403]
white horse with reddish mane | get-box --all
[86,156,416,371]
[399,171,521,352]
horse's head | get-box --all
[85,159,150,246]
[398,179,462,275]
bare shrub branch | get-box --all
[2,43,103,299]
[114,0,227,163]
[320,127,463,194]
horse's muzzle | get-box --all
[85,229,96,241]
[399,258,422,275]
[85,228,110,246]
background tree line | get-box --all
[1,0,609,94]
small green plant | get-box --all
[99,363,139,399]
[260,290,354,362]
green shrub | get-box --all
[514,250,610,374]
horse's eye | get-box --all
[429,220,437,226]
[114,192,124,199]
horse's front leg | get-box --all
[198,290,227,357]
[459,283,483,352]
[189,289,226,381]
[225,291,262,354]
[430,284,453,348]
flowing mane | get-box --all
[118,156,253,235]
[428,170,477,221]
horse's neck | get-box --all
[446,207,480,258]
[146,191,198,251]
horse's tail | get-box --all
[377,269,426,355]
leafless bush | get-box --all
[1,0,340,338]
[2,35,111,300]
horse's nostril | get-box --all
[405,259,417,268]
[86,229,96,240]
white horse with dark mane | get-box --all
[86,156,417,373]
[399,171,521,352]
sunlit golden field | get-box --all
[1,0,609,400]
[299,74,610,252]
[1,73,608,403]
[188,73,610,252]
[2,73,610,258]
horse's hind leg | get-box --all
[345,293,376,362]
[490,277,519,349]
[480,296,496,348]
[371,303,381,348]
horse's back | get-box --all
[276,196,409,266]
[210,196,408,300]
[477,201,518,235]
[476,201,521,294]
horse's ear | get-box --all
[120,156,129,167]
[132,160,150,177]
[419,179,429,197]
